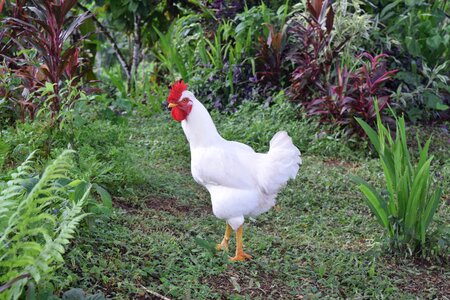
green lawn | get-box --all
[55,109,450,299]
[1,1,449,298]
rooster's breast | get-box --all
[190,143,268,219]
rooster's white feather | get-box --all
[180,91,301,230]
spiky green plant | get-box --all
[153,21,196,82]
[0,150,90,300]
[353,103,442,254]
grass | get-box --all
[48,102,450,299]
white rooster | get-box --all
[167,80,301,261]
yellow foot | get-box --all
[216,241,229,251]
[217,223,232,251]
[229,252,252,262]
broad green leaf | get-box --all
[93,184,112,210]
[424,91,449,110]
[359,185,389,230]
[405,159,431,229]
[405,36,419,56]
[397,176,408,220]
[380,0,401,21]
[351,175,389,230]
[355,118,381,153]
[426,35,442,50]
[423,188,442,230]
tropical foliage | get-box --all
[307,53,397,136]
[0,150,90,299]
[0,0,448,298]
[354,103,443,254]
[1,0,90,122]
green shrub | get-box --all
[331,0,375,59]
[153,14,201,83]
[353,103,443,255]
[0,150,90,300]
[1,121,54,166]
[392,62,449,122]
[384,0,448,69]
[153,2,291,110]
[2,0,90,124]
[0,102,141,196]
[364,0,449,121]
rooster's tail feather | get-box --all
[258,131,301,195]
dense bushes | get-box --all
[0,1,448,298]
[154,0,448,124]
[362,0,449,121]
[149,0,448,135]
[153,2,292,110]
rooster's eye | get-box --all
[180,98,189,103]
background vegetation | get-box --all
[0,0,449,299]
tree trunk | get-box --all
[128,13,142,93]
[77,3,131,81]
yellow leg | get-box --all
[229,225,252,262]
[216,223,232,251]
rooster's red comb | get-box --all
[168,80,188,103]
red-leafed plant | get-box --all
[307,53,398,136]
[256,24,288,86]
[2,0,89,122]
[287,0,347,103]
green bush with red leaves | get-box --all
[308,53,397,136]
[1,0,89,123]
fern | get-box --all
[0,150,90,300]
[0,151,36,229]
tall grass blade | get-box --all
[355,118,381,153]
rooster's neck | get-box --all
[181,97,222,147]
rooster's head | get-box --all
[167,80,193,122]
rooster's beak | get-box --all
[168,103,177,108]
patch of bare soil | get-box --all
[444,193,450,206]
[114,196,210,216]
[205,269,296,299]
[386,256,450,297]
[323,159,359,169]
